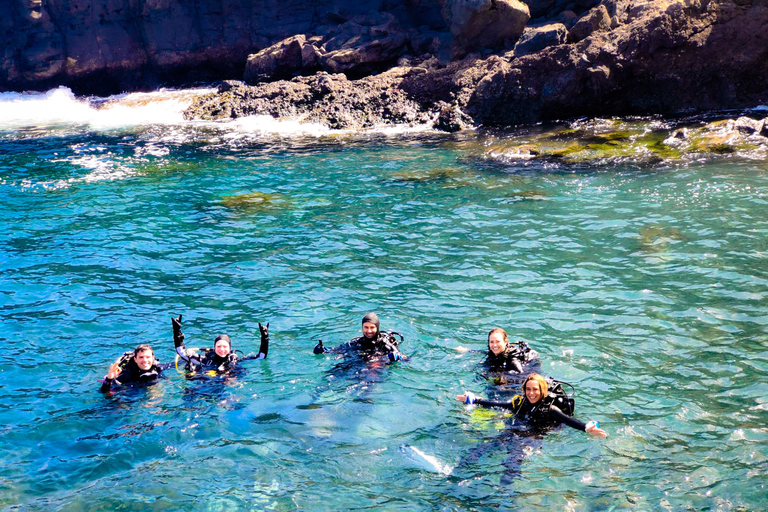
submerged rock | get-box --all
[637,225,685,253]
[503,189,549,201]
[390,167,473,183]
[221,192,287,211]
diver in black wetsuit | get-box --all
[457,373,607,437]
[312,312,405,362]
[100,344,173,393]
[172,315,269,373]
[484,328,539,374]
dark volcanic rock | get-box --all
[244,35,323,84]
[568,5,613,42]
[513,23,568,56]
[0,0,449,94]
[443,0,532,57]
[185,0,768,132]
[185,68,437,130]
[464,0,768,125]
[319,13,411,76]
[8,0,768,132]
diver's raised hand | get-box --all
[258,322,270,359]
[585,421,608,439]
[106,361,122,380]
[456,391,476,404]
[172,314,184,346]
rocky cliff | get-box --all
[3,0,767,129]
[0,0,446,94]
[184,0,768,129]
[1,0,600,95]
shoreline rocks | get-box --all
[4,0,768,130]
[184,0,768,131]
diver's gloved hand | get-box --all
[258,322,270,359]
[464,392,476,405]
[313,339,328,354]
[388,350,402,362]
[172,314,184,347]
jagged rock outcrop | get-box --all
[0,0,449,94]
[185,0,768,131]
[244,35,323,84]
[188,68,440,130]
[465,0,768,125]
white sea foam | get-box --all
[0,87,94,127]
[17,154,137,191]
[223,114,333,137]
[403,445,454,475]
[1,86,439,138]
[218,114,436,138]
[0,87,212,130]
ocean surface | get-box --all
[1,87,766,511]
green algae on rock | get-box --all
[221,191,287,211]
[390,167,474,184]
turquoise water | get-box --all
[1,91,767,511]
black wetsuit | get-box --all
[474,395,587,432]
[314,331,404,361]
[100,358,172,392]
[483,342,540,373]
[175,334,268,372]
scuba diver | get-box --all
[483,328,539,374]
[454,373,606,485]
[312,312,405,362]
[457,372,607,437]
[100,344,173,393]
[172,315,269,373]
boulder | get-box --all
[442,0,531,58]
[244,35,322,84]
[319,13,411,75]
[513,23,568,56]
[568,5,612,42]
[729,116,765,135]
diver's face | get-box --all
[214,340,231,358]
[362,322,378,339]
[134,350,155,371]
[488,332,508,355]
[525,380,543,404]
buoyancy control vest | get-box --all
[512,377,576,420]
